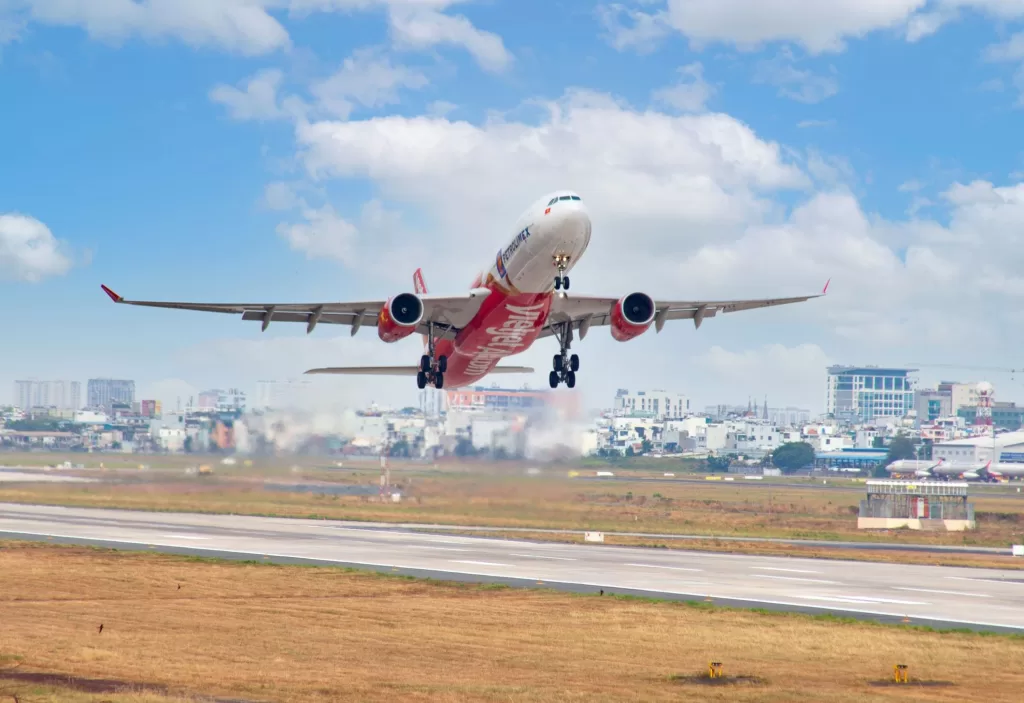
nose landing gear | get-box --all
[416,324,447,389]
[548,322,579,388]
[553,254,571,290]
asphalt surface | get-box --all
[1,503,1022,633]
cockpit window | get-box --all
[559,195,571,201]
[547,198,558,206]
[570,195,581,201]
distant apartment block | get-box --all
[826,366,915,423]
[198,388,246,413]
[14,380,81,411]
[87,378,135,410]
[614,389,689,420]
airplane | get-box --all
[887,457,1024,482]
[99,190,827,391]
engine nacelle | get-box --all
[377,292,424,343]
[609,292,656,342]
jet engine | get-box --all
[609,292,656,342]
[377,293,424,343]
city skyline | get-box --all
[2,3,1023,412]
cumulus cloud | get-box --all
[14,0,292,56]
[598,3,672,53]
[5,1,511,68]
[0,213,73,282]
[599,1,1024,55]
[276,203,358,264]
[310,48,429,119]
[293,89,810,287]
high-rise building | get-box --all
[13,380,81,411]
[826,366,915,423]
[197,389,247,413]
[87,379,135,410]
[613,389,689,420]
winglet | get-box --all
[413,268,428,295]
[822,278,831,295]
[100,284,123,303]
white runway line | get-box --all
[406,545,469,552]
[945,576,1022,586]
[452,560,510,567]
[751,574,839,584]
[894,587,991,598]
[509,554,577,561]
[799,595,930,606]
[625,563,703,572]
[751,566,820,574]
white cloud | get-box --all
[276,203,358,264]
[753,48,839,103]
[7,1,510,68]
[209,68,289,121]
[0,213,73,282]
[599,1,1024,55]
[898,179,924,192]
[294,89,810,286]
[18,0,292,56]
[651,62,715,112]
[386,3,511,72]
[663,0,928,54]
[598,3,671,53]
[310,48,429,119]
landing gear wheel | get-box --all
[565,371,576,389]
[420,355,431,373]
[549,371,559,389]
[416,371,427,389]
[554,276,562,290]
[434,372,444,389]
[553,355,564,373]
[562,276,570,290]
[438,355,448,373]
[569,354,579,372]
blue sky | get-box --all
[2,0,1024,413]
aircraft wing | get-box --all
[99,284,493,340]
[305,365,534,376]
[538,282,829,340]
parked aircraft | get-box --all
[101,191,826,390]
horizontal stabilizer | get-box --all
[304,365,535,376]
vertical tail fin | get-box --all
[414,269,429,349]
[413,268,428,295]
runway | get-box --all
[1,502,1022,633]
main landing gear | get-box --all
[553,254,571,290]
[416,324,447,390]
[548,321,579,389]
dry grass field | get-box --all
[1,541,1023,703]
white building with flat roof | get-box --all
[613,389,689,420]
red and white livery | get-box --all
[100,191,827,390]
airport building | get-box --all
[826,366,915,423]
[445,386,549,413]
[931,430,1024,464]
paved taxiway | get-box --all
[1,502,1022,633]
